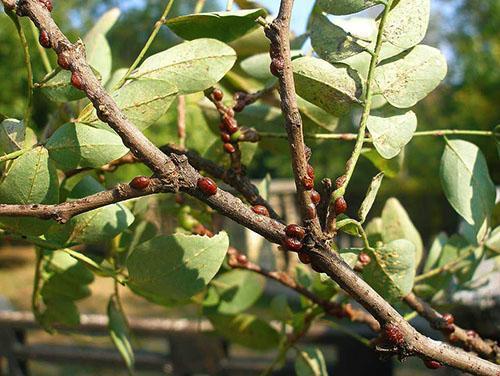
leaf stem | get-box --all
[332,0,394,200]
[194,0,206,13]
[29,21,52,73]
[114,0,176,90]
[414,247,476,283]
[0,147,32,163]
[7,10,34,128]
[258,129,497,142]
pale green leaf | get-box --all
[0,147,59,235]
[46,123,129,170]
[311,12,368,62]
[375,45,447,108]
[295,347,328,376]
[358,172,384,223]
[127,232,229,305]
[292,56,362,115]
[131,39,237,94]
[367,109,417,159]
[166,9,266,43]
[0,119,36,153]
[381,197,424,267]
[108,296,134,372]
[207,312,279,350]
[361,148,402,178]
[423,232,448,272]
[486,227,500,254]
[213,269,265,314]
[81,79,178,130]
[440,140,496,225]
[363,239,416,302]
[317,0,378,15]
[382,0,430,52]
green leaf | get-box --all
[358,172,384,223]
[81,79,178,130]
[130,39,237,94]
[240,50,302,81]
[166,9,266,43]
[45,123,129,170]
[375,45,447,108]
[83,8,120,84]
[382,0,430,52]
[485,227,500,254]
[381,197,424,267]
[295,347,328,376]
[108,296,134,372]
[0,147,59,235]
[339,247,362,268]
[297,96,339,132]
[127,232,229,305]
[440,140,496,226]
[363,239,416,302]
[423,232,448,272]
[38,70,87,103]
[361,148,402,178]
[317,0,378,15]
[0,119,36,153]
[311,12,368,62]
[39,250,94,329]
[213,269,265,314]
[207,312,279,350]
[46,176,134,245]
[292,56,362,115]
[367,109,417,159]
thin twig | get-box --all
[29,20,51,73]
[404,292,499,362]
[7,9,34,128]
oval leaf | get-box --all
[358,172,384,223]
[381,197,424,267]
[108,296,134,372]
[207,312,279,351]
[382,0,430,51]
[440,139,496,225]
[311,13,368,62]
[166,9,266,43]
[46,123,129,170]
[295,347,328,376]
[130,39,237,94]
[317,0,378,15]
[81,79,178,130]
[375,45,447,108]
[292,56,362,115]
[0,146,59,235]
[367,109,417,159]
[127,232,229,305]
[213,269,265,314]
[362,239,416,302]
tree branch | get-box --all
[404,292,500,362]
[0,178,170,223]
[227,247,381,332]
[162,145,282,221]
[264,0,322,236]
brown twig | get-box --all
[264,2,322,236]
[161,145,282,221]
[404,292,500,362]
[227,248,380,332]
